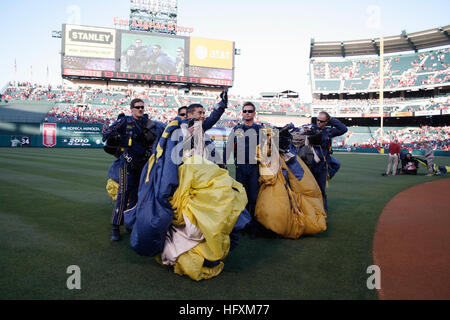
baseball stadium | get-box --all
[1,0,449,306]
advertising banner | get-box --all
[363,112,390,118]
[58,124,104,147]
[63,69,103,77]
[390,111,413,117]
[414,110,442,116]
[188,66,233,80]
[64,24,116,59]
[339,113,362,118]
[63,56,115,72]
[40,123,104,148]
[189,37,234,69]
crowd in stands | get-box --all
[2,81,449,124]
[312,47,450,92]
[338,125,450,151]
[312,95,450,115]
[2,81,314,127]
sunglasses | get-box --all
[317,119,327,123]
[178,113,186,117]
[133,106,145,110]
[242,110,254,114]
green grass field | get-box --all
[1,148,449,300]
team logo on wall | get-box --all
[43,123,57,147]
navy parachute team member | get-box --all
[177,106,187,121]
[225,102,263,237]
[102,98,165,241]
[186,89,228,132]
[182,89,228,162]
[310,111,347,212]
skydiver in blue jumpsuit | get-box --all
[102,98,166,241]
[310,111,347,213]
[225,102,263,237]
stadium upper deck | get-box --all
[310,26,450,94]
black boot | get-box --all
[110,225,121,242]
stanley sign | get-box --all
[64,24,116,59]
[68,29,114,45]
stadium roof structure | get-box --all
[310,25,450,58]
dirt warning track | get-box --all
[373,178,450,300]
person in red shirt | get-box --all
[384,139,401,176]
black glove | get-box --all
[188,118,199,128]
[277,126,292,152]
[220,88,228,107]
[307,131,323,145]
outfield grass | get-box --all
[0,148,449,300]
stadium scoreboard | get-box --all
[61,24,234,87]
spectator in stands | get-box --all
[310,111,347,212]
[102,98,166,241]
[225,101,263,237]
[384,139,401,176]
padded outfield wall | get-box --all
[0,122,104,148]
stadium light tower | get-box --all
[130,0,178,35]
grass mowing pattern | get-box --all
[1,148,449,299]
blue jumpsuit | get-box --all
[227,123,263,233]
[310,118,347,212]
[103,114,165,227]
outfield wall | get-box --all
[0,122,104,148]
[1,122,449,157]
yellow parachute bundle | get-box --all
[165,155,248,281]
[255,129,327,239]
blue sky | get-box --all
[0,0,449,100]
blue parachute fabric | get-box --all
[108,159,121,183]
[229,208,251,252]
[327,156,341,179]
[125,119,183,257]
[285,157,305,182]
[233,208,251,232]
[203,260,222,268]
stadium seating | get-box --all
[337,125,450,151]
[311,47,450,92]
[314,80,341,91]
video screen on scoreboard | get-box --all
[120,32,186,76]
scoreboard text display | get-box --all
[61,24,234,87]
